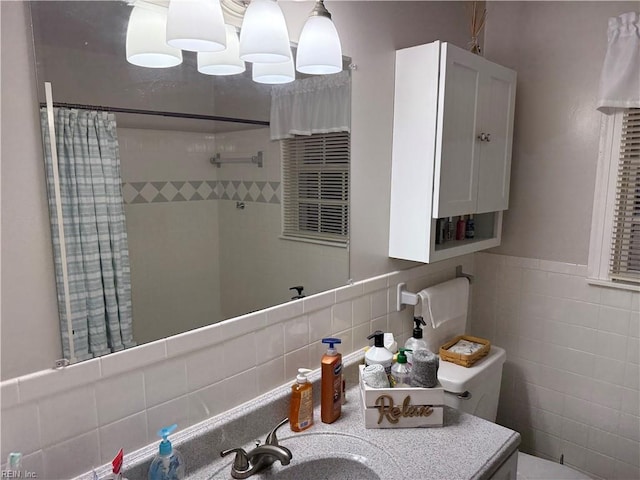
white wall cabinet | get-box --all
[389,41,516,263]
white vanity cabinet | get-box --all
[389,41,516,263]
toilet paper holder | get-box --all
[396,265,473,311]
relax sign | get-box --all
[360,393,443,429]
[374,394,435,424]
[359,365,444,428]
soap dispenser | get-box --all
[290,368,314,432]
[321,338,342,424]
[390,348,412,388]
[6,453,21,471]
[405,317,429,366]
[365,330,393,375]
[148,424,185,480]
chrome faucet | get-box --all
[220,418,293,479]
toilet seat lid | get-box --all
[437,346,506,392]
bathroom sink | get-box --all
[266,456,380,480]
[206,432,400,480]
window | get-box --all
[588,108,640,287]
[610,109,640,282]
[281,132,350,245]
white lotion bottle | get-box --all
[365,330,393,375]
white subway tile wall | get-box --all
[0,256,471,479]
[10,252,635,479]
[470,252,640,480]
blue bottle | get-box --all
[148,424,185,480]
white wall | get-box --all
[0,1,62,380]
[483,1,637,265]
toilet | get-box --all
[437,346,593,480]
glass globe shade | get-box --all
[126,5,182,68]
[252,58,295,84]
[239,0,291,64]
[198,25,245,75]
[296,15,342,75]
[166,0,226,52]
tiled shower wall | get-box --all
[212,129,348,319]
[118,127,224,343]
[117,126,347,342]
[469,253,640,480]
[0,255,471,479]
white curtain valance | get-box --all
[270,70,351,140]
[597,11,640,114]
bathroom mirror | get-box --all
[30,1,350,352]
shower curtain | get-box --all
[40,107,135,361]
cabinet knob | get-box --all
[485,133,491,142]
[477,133,492,142]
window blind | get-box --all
[610,108,640,283]
[282,132,350,244]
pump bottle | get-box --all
[405,317,429,366]
[290,368,314,432]
[390,348,412,388]
[365,331,393,375]
[321,338,342,424]
[148,424,185,480]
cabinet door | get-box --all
[433,43,484,218]
[476,64,517,213]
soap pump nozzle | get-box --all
[322,337,342,356]
[366,330,386,347]
[157,424,177,457]
[296,368,313,383]
[412,316,427,339]
[396,347,412,364]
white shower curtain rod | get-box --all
[38,101,270,126]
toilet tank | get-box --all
[437,346,506,422]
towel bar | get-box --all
[396,265,473,311]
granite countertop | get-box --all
[78,350,520,480]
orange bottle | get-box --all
[321,338,342,424]
[289,368,314,432]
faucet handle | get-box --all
[220,447,249,472]
[265,418,289,446]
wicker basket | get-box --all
[439,335,491,367]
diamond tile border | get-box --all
[122,180,281,205]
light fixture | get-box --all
[126,0,344,82]
[252,56,295,84]
[126,4,183,68]
[197,25,245,75]
[239,0,291,64]
[166,0,227,52]
[296,0,342,75]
